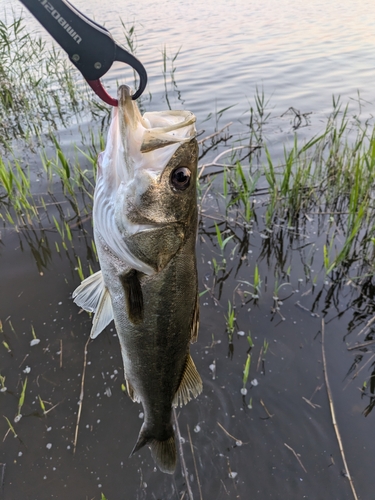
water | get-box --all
[8,0,375,130]
[2,1,375,499]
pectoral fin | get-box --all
[172,354,203,408]
[72,270,114,338]
[120,270,144,324]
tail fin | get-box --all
[130,424,176,474]
[149,436,176,474]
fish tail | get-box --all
[130,424,176,474]
[149,436,176,474]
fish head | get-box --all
[95,85,198,273]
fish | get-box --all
[73,85,202,474]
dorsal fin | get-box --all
[172,354,203,408]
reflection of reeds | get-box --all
[3,11,375,459]
[197,93,375,415]
[161,44,183,110]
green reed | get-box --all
[0,14,89,147]
[3,416,17,439]
[241,354,251,395]
[16,377,28,421]
[225,300,236,341]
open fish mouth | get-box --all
[97,84,197,188]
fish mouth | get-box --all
[127,221,181,235]
[117,85,196,180]
[97,85,197,192]
[118,84,196,152]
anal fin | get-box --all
[172,354,203,408]
[125,378,141,403]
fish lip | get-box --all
[130,222,182,235]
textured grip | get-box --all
[19,0,115,80]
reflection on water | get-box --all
[5,0,375,139]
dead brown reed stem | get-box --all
[173,408,194,500]
[197,122,233,145]
[321,319,359,500]
[187,424,203,500]
[284,442,307,473]
[73,337,90,454]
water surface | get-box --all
[7,0,375,133]
[1,1,375,499]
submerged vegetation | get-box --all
[1,12,375,499]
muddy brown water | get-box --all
[1,176,375,499]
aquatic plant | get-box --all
[239,264,262,300]
[0,14,88,147]
[15,377,27,422]
[224,300,236,340]
[3,416,17,439]
[214,221,234,255]
[241,354,251,395]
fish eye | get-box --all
[170,167,191,191]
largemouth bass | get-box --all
[73,85,202,474]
